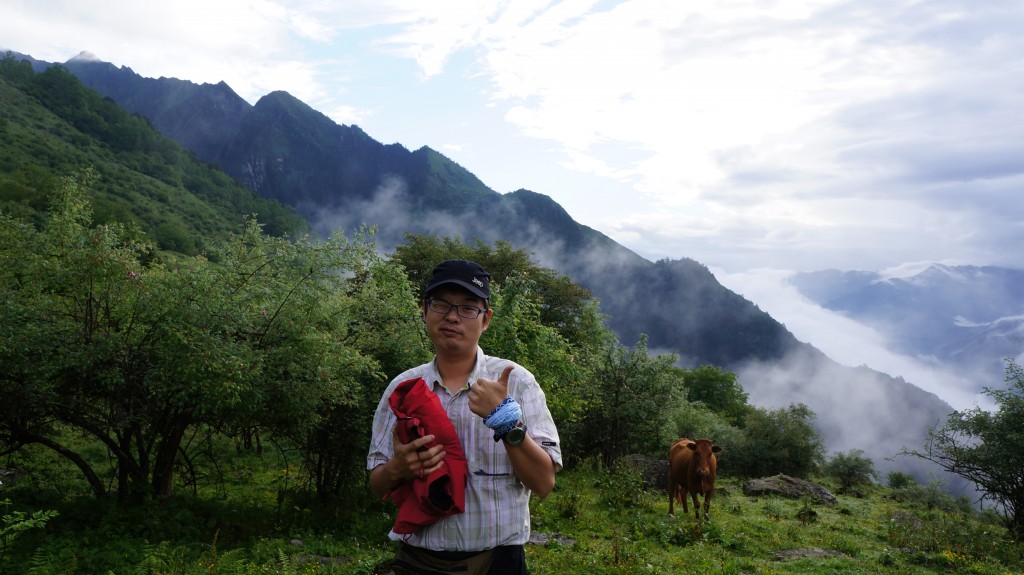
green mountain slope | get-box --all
[0,54,306,252]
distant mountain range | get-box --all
[789,264,1024,395]
[3,49,978,489]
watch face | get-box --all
[505,424,526,445]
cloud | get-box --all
[715,267,1000,412]
[5,0,1024,275]
[735,347,975,494]
[448,1,1024,272]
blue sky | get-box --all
[4,0,1024,407]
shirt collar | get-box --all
[428,346,486,392]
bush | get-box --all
[890,480,973,514]
[0,499,58,562]
[887,471,916,489]
[727,403,824,478]
[823,449,878,490]
[595,462,646,510]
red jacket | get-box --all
[387,377,468,535]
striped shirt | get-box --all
[367,347,563,551]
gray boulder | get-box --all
[742,474,837,505]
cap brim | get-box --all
[425,279,488,299]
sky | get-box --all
[3,0,1023,409]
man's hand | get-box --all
[386,428,446,481]
[469,365,514,419]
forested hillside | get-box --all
[0,54,306,252]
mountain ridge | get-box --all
[3,49,966,487]
[789,264,1024,399]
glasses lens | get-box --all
[457,306,481,319]
[428,299,451,314]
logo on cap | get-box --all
[472,278,484,288]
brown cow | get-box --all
[668,437,722,521]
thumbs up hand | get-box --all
[468,365,514,419]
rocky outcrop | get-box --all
[742,474,837,505]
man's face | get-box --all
[422,286,492,356]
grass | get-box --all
[2,447,1022,575]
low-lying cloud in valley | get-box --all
[713,267,1005,413]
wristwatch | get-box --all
[502,420,528,446]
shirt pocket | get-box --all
[467,441,515,479]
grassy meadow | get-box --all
[2,436,1022,575]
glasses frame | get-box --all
[426,298,487,319]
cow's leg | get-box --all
[680,487,690,515]
[668,479,675,516]
[703,491,713,521]
[691,491,700,521]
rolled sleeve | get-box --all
[506,363,563,472]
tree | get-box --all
[727,403,824,478]
[823,449,878,490]
[0,174,382,501]
[576,335,685,468]
[481,272,593,428]
[905,359,1024,540]
[300,252,431,500]
[680,365,750,423]
[667,399,743,452]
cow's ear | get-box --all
[687,443,697,451]
[712,446,722,453]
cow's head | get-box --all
[687,439,723,487]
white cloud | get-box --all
[713,267,994,411]
[4,0,1024,275]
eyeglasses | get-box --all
[427,298,487,319]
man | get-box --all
[368,259,562,575]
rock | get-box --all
[742,474,837,505]
[774,548,846,560]
[890,510,924,528]
[619,454,669,491]
[528,532,578,546]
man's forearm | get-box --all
[506,436,556,497]
[369,461,403,499]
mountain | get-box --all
[0,52,306,250]
[789,264,1024,396]
[3,50,965,488]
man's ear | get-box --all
[481,308,493,330]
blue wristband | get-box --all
[483,397,521,431]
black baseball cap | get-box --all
[424,259,491,300]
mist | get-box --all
[712,267,995,412]
[734,346,974,496]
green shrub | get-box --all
[553,485,588,520]
[890,479,971,513]
[595,463,646,510]
[823,449,879,490]
[887,471,916,489]
[728,403,824,478]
